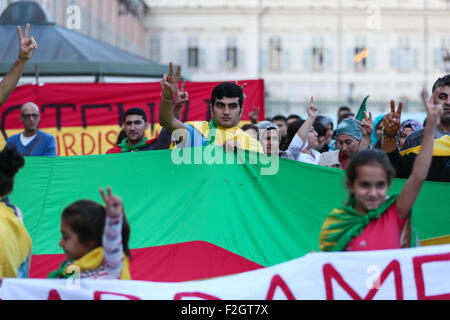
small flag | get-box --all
[356,95,370,121]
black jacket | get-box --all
[387,129,450,182]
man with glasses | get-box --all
[6,102,57,156]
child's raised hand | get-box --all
[99,187,123,218]
[422,89,443,124]
[307,97,319,119]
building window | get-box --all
[149,36,160,62]
[312,36,324,70]
[392,35,418,71]
[226,36,238,69]
[269,36,282,71]
[188,36,199,69]
[435,36,450,72]
[354,36,368,71]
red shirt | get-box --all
[345,202,407,251]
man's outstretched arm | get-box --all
[0,24,38,107]
[159,63,187,134]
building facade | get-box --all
[0,0,148,58]
[144,0,450,117]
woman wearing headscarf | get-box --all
[398,119,423,150]
[371,115,385,149]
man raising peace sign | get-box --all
[382,75,450,182]
[0,23,38,107]
[159,63,263,153]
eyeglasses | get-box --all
[21,114,39,120]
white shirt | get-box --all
[20,133,37,147]
[286,134,321,165]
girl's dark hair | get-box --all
[62,200,132,258]
[0,145,25,197]
[346,149,396,185]
[280,119,305,151]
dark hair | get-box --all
[338,111,355,124]
[432,74,450,92]
[271,115,287,122]
[0,145,25,197]
[287,114,302,121]
[315,115,333,130]
[313,121,327,138]
[346,149,396,186]
[241,123,259,134]
[124,108,147,123]
[116,129,127,145]
[338,106,351,114]
[211,82,244,108]
[282,119,305,150]
[62,200,132,258]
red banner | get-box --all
[0,80,265,156]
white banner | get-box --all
[1,245,449,300]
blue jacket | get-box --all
[6,130,57,156]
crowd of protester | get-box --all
[0,24,449,282]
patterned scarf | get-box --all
[118,138,148,153]
[319,195,400,252]
[47,247,131,280]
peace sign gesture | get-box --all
[175,80,189,107]
[422,89,443,124]
[307,97,319,119]
[161,62,181,101]
[249,106,260,124]
[99,187,124,218]
[359,111,373,137]
[17,23,38,62]
[383,100,403,136]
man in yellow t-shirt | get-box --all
[159,64,263,153]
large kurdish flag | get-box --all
[10,148,450,282]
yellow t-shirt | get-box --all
[186,121,264,153]
[0,199,32,278]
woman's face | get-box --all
[245,128,258,140]
[375,121,384,140]
[307,127,319,148]
[326,123,333,145]
[347,165,390,214]
[399,127,414,149]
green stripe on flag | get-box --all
[10,148,450,267]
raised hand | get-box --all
[175,80,189,107]
[221,139,241,153]
[235,81,248,100]
[161,62,181,101]
[422,89,443,124]
[99,187,124,218]
[359,111,373,137]
[249,106,260,124]
[17,23,38,62]
[383,100,403,136]
[307,97,319,119]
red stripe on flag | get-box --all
[30,241,264,282]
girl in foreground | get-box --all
[48,187,132,279]
[320,90,442,251]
